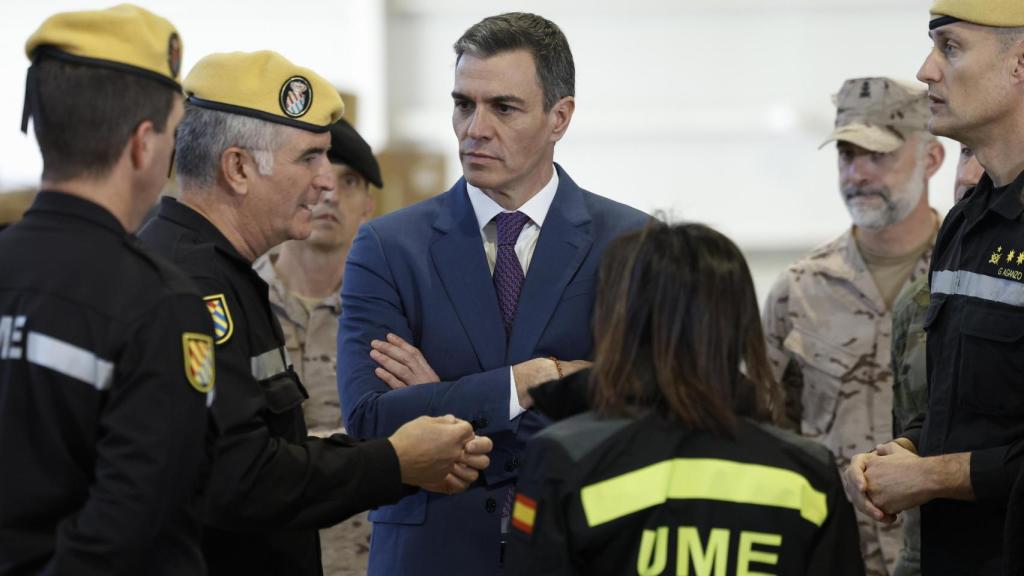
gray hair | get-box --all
[453,13,574,111]
[175,106,285,190]
[999,27,1024,51]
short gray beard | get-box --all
[843,156,926,230]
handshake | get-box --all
[388,415,494,495]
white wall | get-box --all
[0,0,388,189]
[386,0,956,253]
[1,0,957,300]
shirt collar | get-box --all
[465,167,559,231]
[981,170,1024,221]
[153,196,248,263]
[255,252,342,315]
[26,190,127,237]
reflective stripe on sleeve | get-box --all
[580,458,828,529]
[250,346,289,380]
[931,269,1024,307]
[26,331,115,391]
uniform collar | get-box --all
[154,196,248,263]
[808,226,934,314]
[254,253,342,320]
[806,228,863,283]
[977,170,1024,221]
[26,190,127,237]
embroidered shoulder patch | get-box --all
[182,332,215,394]
[203,294,234,345]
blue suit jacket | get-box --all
[337,165,648,575]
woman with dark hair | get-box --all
[505,222,864,576]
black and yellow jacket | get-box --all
[505,402,864,576]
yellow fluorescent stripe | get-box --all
[580,458,827,528]
[513,501,536,527]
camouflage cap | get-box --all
[819,77,929,154]
[930,0,1024,29]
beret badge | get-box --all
[280,76,313,118]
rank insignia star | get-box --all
[1010,250,1017,264]
[990,247,1004,265]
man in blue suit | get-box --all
[338,12,649,575]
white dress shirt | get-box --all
[466,168,559,419]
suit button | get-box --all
[504,457,518,472]
[485,498,497,513]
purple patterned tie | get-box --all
[493,211,530,541]
[493,211,531,335]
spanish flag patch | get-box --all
[511,493,537,536]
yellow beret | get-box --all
[25,4,182,89]
[931,0,1024,28]
[183,51,344,133]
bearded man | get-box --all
[763,76,945,576]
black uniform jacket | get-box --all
[506,394,863,575]
[902,171,1024,575]
[139,197,409,576]
[0,192,212,575]
[1007,464,1024,575]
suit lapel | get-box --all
[508,167,593,363]
[430,181,507,370]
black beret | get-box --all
[327,119,382,188]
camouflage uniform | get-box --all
[888,275,929,576]
[764,229,932,576]
[255,255,371,576]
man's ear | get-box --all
[924,139,946,180]
[549,96,575,143]
[128,120,157,170]
[1011,37,1024,87]
[220,147,252,196]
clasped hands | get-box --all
[844,438,955,523]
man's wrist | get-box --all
[549,356,563,379]
[921,452,973,501]
[512,358,559,391]
[511,364,533,409]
